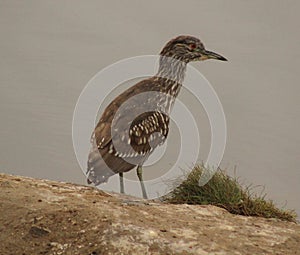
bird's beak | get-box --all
[202,50,227,61]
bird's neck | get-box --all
[156,56,188,85]
[153,56,188,114]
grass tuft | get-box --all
[165,164,297,222]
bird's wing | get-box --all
[90,75,173,161]
[92,86,143,150]
[92,110,169,157]
[93,119,113,149]
[127,110,170,156]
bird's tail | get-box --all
[86,134,115,185]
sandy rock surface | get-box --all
[0,173,299,255]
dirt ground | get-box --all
[0,173,299,255]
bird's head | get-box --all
[160,35,227,63]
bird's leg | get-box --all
[119,172,124,194]
[137,165,148,199]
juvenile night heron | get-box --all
[87,35,227,198]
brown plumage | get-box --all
[87,35,227,198]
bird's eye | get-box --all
[189,43,197,51]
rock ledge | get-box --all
[0,173,299,255]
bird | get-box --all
[87,35,227,199]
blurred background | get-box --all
[0,1,299,216]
